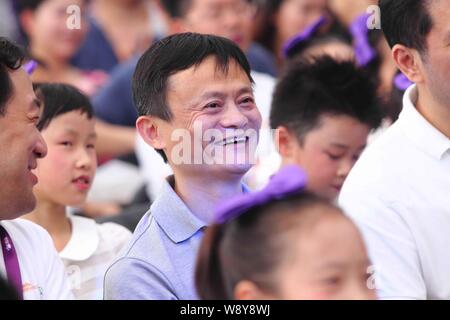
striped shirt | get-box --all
[59,215,131,300]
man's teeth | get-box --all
[222,136,248,146]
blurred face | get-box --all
[33,111,97,207]
[275,0,327,49]
[181,0,256,51]
[418,0,450,110]
[284,114,370,200]
[139,56,261,180]
[25,0,87,61]
[275,209,375,300]
[0,68,47,219]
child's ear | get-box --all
[276,126,300,163]
[234,280,274,300]
[136,116,166,150]
[392,44,424,84]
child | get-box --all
[195,165,376,300]
[23,83,131,300]
[270,56,382,200]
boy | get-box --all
[23,83,131,299]
[270,56,382,200]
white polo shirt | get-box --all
[339,85,450,299]
[0,219,73,300]
[59,215,131,300]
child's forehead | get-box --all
[44,111,95,134]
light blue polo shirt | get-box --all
[104,175,248,300]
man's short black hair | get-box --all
[132,32,253,161]
[0,37,26,116]
[33,83,93,131]
[379,0,433,53]
[270,56,382,142]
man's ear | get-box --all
[276,126,299,163]
[136,115,166,150]
[234,280,274,300]
[392,44,425,84]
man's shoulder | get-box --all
[2,218,52,245]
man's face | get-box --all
[181,0,255,51]
[418,0,450,110]
[0,68,47,219]
[156,56,261,179]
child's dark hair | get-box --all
[195,191,342,300]
[33,83,93,131]
[270,56,382,143]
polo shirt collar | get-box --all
[151,176,207,244]
[59,215,99,261]
[399,85,450,160]
[151,176,250,244]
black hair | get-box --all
[195,191,342,300]
[132,32,253,161]
[270,56,382,142]
[379,0,433,53]
[33,83,93,131]
[0,37,26,116]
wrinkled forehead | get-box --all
[167,55,252,88]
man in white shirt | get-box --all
[339,0,450,299]
[0,37,73,299]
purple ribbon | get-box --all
[24,60,38,75]
[0,225,23,300]
[215,165,308,224]
[350,13,377,66]
[394,72,413,91]
[283,16,327,58]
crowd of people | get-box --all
[0,0,449,300]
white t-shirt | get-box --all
[339,85,450,299]
[0,219,73,300]
[59,215,131,300]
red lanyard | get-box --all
[0,224,23,300]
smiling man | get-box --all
[0,37,73,299]
[104,33,261,300]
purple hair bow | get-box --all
[394,72,413,91]
[215,165,308,224]
[283,16,327,58]
[350,13,377,66]
[24,60,38,75]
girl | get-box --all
[23,83,131,299]
[196,166,376,300]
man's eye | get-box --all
[240,97,255,104]
[205,102,221,109]
[60,141,73,147]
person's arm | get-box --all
[95,119,136,158]
[339,188,426,300]
[104,257,178,300]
